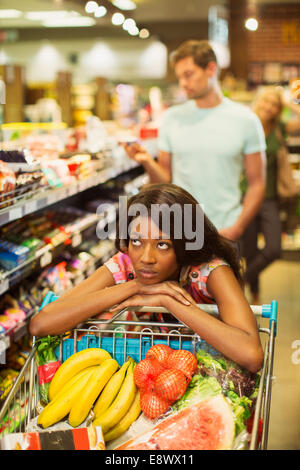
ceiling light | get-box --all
[85,1,98,13]
[0,9,22,19]
[122,18,135,31]
[245,17,258,31]
[43,16,96,27]
[94,5,107,17]
[139,28,150,39]
[111,0,136,11]
[25,11,79,20]
[112,12,125,25]
[128,25,139,36]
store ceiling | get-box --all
[1,0,299,27]
[0,0,299,41]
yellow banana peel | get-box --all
[49,348,111,401]
[93,360,136,434]
[103,389,141,442]
[93,358,132,417]
[68,358,119,428]
[37,366,96,429]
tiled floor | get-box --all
[249,259,300,450]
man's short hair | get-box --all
[170,40,218,69]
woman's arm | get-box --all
[163,266,263,372]
[29,269,194,337]
[29,266,138,337]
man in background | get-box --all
[123,40,266,241]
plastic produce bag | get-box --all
[35,336,61,405]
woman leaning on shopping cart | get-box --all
[29,183,264,373]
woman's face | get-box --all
[256,92,281,123]
[127,216,180,284]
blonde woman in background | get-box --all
[242,86,300,304]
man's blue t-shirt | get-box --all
[158,98,266,230]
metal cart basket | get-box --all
[0,292,278,450]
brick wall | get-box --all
[247,3,300,63]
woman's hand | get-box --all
[134,280,195,306]
[109,293,165,313]
[110,281,197,314]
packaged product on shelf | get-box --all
[15,170,45,196]
[0,315,16,331]
[0,368,19,403]
[0,160,16,209]
[41,159,75,186]
[0,240,30,270]
[5,340,29,371]
[37,262,73,295]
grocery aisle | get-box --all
[251,260,300,450]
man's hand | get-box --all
[120,142,150,164]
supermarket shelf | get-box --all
[0,206,117,297]
[0,242,117,354]
[124,173,149,195]
[0,159,138,228]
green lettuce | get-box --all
[196,349,225,372]
[172,374,221,412]
[225,391,252,435]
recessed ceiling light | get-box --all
[85,1,98,13]
[43,16,96,27]
[111,0,136,10]
[122,18,136,31]
[112,12,125,25]
[128,25,139,36]
[139,28,150,39]
[0,9,22,19]
[245,17,258,31]
[94,6,107,18]
[26,11,79,21]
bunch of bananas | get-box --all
[37,348,141,443]
[93,357,141,442]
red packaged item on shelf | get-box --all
[139,127,158,139]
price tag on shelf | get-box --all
[0,278,9,296]
[59,188,68,200]
[47,192,57,206]
[40,250,53,268]
[25,200,37,215]
[68,185,77,196]
[72,232,82,248]
[79,179,91,192]
[9,206,22,221]
[0,335,10,364]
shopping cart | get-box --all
[0,291,278,450]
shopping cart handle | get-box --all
[261,300,278,336]
[37,291,278,335]
[39,292,59,311]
